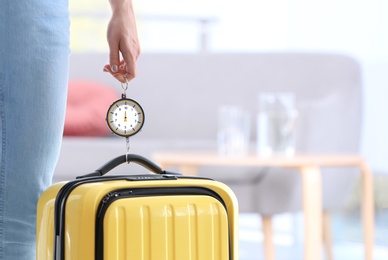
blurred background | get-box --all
[70,0,388,174]
[68,0,388,258]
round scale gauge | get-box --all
[106,98,145,137]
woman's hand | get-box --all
[103,0,140,83]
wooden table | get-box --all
[153,152,374,260]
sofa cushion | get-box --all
[64,79,118,136]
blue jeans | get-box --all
[0,0,70,259]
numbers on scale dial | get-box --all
[107,99,144,137]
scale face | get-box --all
[106,98,145,137]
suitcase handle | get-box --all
[77,154,173,178]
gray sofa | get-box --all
[55,52,362,212]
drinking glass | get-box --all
[256,93,297,157]
[217,106,250,157]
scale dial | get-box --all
[106,98,145,137]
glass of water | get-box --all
[217,106,251,157]
[256,93,298,157]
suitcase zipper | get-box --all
[97,190,134,217]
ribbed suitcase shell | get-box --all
[36,176,239,260]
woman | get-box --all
[0,0,140,258]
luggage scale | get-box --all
[105,79,145,159]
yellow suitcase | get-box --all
[37,154,239,260]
